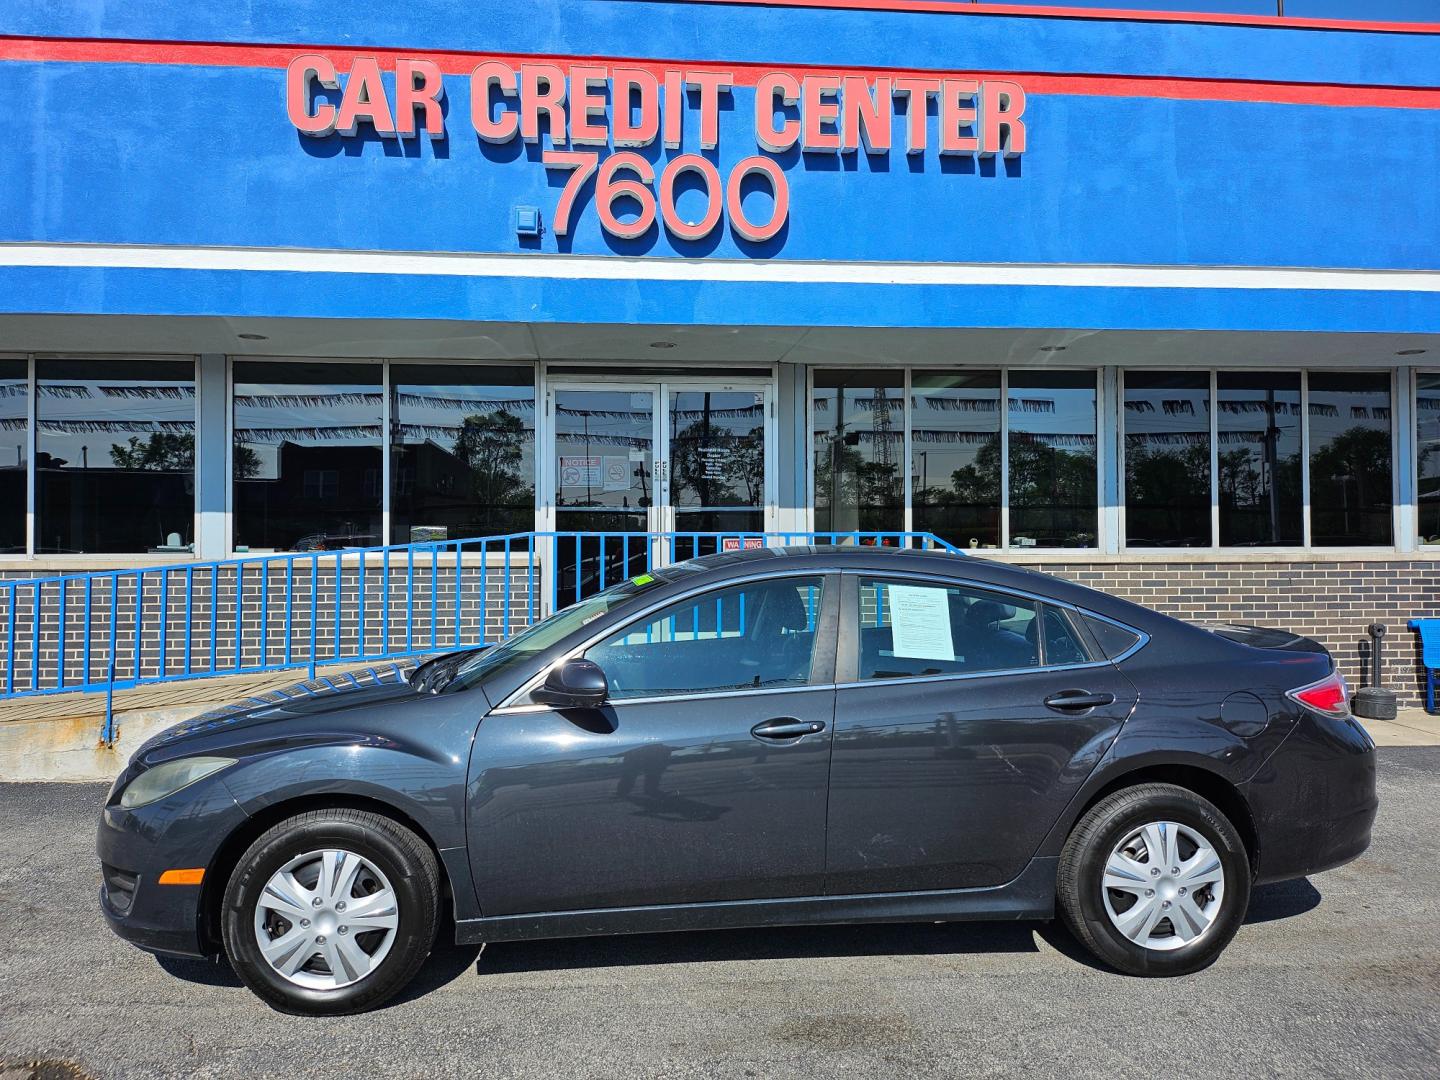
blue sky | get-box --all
[983,0,1440,18]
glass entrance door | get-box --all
[551,385,658,602]
[547,378,773,604]
[663,387,769,560]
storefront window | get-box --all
[1419,374,1440,546]
[1123,372,1212,547]
[1008,371,1097,548]
[910,371,1001,549]
[233,362,383,552]
[390,365,536,544]
[35,358,195,554]
[0,359,25,554]
[1217,372,1302,546]
[1308,372,1392,546]
[812,371,904,536]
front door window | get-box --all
[586,576,825,699]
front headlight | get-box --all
[119,756,235,809]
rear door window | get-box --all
[851,577,1099,680]
[854,577,1041,680]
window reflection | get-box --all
[35,358,195,554]
[812,371,904,536]
[390,365,535,544]
[0,359,25,554]
[1308,372,1391,546]
[1008,371,1097,548]
[910,371,1001,549]
[1419,375,1440,546]
[1124,372,1211,547]
[232,362,382,552]
[1217,373,1302,546]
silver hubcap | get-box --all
[1102,821,1225,952]
[253,849,400,990]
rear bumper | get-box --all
[96,774,249,959]
[1242,712,1378,885]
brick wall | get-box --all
[1024,559,1438,708]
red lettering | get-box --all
[286,54,339,137]
[395,59,444,138]
[685,71,733,151]
[570,65,609,146]
[940,78,979,154]
[981,80,1027,157]
[755,73,800,153]
[892,77,940,154]
[801,76,842,153]
[841,76,891,154]
[520,64,567,144]
[613,68,660,147]
[471,62,519,143]
[335,57,397,137]
[662,70,684,149]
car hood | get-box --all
[132,661,434,760]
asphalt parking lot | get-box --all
[1,749,1437,1080]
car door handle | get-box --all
[1043,690,1115,712]
[751,717,826,741]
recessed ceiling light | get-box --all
[649,341,676,349]
[237,333,268,341]
[1397,348,1427,356]
[1038,345,1067,352]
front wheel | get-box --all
[221,808,440,1014]
[1057,782,1251,976]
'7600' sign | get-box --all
[287,54,1028,243]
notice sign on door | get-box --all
[888,585,956,661]
[559,456,601,486]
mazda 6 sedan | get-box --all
[98,547,1378,1013]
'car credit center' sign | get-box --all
[286,55,1028,243]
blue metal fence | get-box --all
[0,530,960,741]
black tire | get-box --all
[1057,783,1251,976]
[221,809,440,1014]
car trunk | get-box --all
[1188,621,1332,659]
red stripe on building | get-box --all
[3,35,1439,109]
[655,0,1440,35]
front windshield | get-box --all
[453,572,664,687]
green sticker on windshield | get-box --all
[631,573,655,586]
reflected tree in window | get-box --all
[1124,373,1211,547]
[391,366,536,543]
[1308,372,1391,546]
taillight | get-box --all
[1286,671,1351,719]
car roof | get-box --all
[654,545,1163,631]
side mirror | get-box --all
[532,658,609,709]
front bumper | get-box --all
[97,773,250,958]
[1242,711,1378,885]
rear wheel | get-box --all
[1057,783,1251,976]
[221,809,440,1013]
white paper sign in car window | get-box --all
[887,584,956,661]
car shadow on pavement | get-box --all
[1243,877,1322,924]
[152,878,1324,1004]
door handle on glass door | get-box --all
[1043,690,1115,711]
[750,717,826,741]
